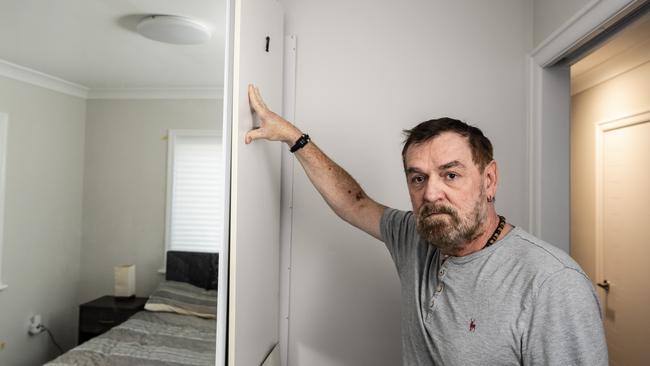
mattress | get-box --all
[45,310,216,366]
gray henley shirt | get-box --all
[380,208,608,365]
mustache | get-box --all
[418,203,457,218]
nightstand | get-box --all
[78,295,148,344]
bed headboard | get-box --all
[166,251,219,290]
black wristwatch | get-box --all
[290,134,310,153]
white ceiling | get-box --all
[0,0,226,91]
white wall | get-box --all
[0,76,86,366]
[79,99,222,303]
[533,0,591,47]
[280,0,532,364]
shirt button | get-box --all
[436,283,444,292]
[439,268,446,277]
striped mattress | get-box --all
[45,310,216,366]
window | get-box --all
[165,130,224,254]
[0,113,8,290]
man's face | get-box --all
[404,132,493,253]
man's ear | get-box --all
[484,160,498,197]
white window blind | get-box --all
[166,131,223,253]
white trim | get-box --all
[216,0,235,364]
[526,58,543,236]
[527,0,639,240]
[164,131,175,263]
[0,58,88,98]
[227,0,242,361]
[594,109,650,305]
[87,87,224,100]
[0,113,8,291]
[530,0,638,67]
[0,57,224,100]
[279,34,297,366]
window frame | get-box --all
[0,113,8,290]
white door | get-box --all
[600,117,650,366]
[225,0,284,365]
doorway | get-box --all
[570,11,650,366]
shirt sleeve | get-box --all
[523,268,608,366]
[380,207,416,272]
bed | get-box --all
[46,251,219,366]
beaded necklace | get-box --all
[484,215,506,248]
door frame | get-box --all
[216,0,235,365]
[0,113,7,291]
[527,0,643,252]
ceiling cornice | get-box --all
[0,58,89,98]
[87,87,223,100]
[0,58,222,100]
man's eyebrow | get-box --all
[439,160,465,170]
[405,167,425,175]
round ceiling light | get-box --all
[136,15,211,45]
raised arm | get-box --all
[245,85,385,240]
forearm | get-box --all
[289,137,384,239]
[245,84,384,239]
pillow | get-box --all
[145,280,217,319]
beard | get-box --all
[415,188,488,254]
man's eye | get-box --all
[412,176,425,184]
[446,173,457,180]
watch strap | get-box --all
[290,134,310,153]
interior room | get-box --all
[571,10,650,365]
[0,0,226,365]
[0,0,647,365]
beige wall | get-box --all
[571,56,650,280]
[80,99,222,303]
[0,76,86,365]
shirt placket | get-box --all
[426,257,448,320]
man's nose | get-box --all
[423,178,444,203]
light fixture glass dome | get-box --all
[136,15,211,45]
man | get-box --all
[245,85,607,365]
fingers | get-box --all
[248,84,268,114]
[246,85,269,144]
[246,84,292,144]
[244,127,263,144]
[252,85,267,110]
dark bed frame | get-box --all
[166,251,219,290]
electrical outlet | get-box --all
[28,314,45,335]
